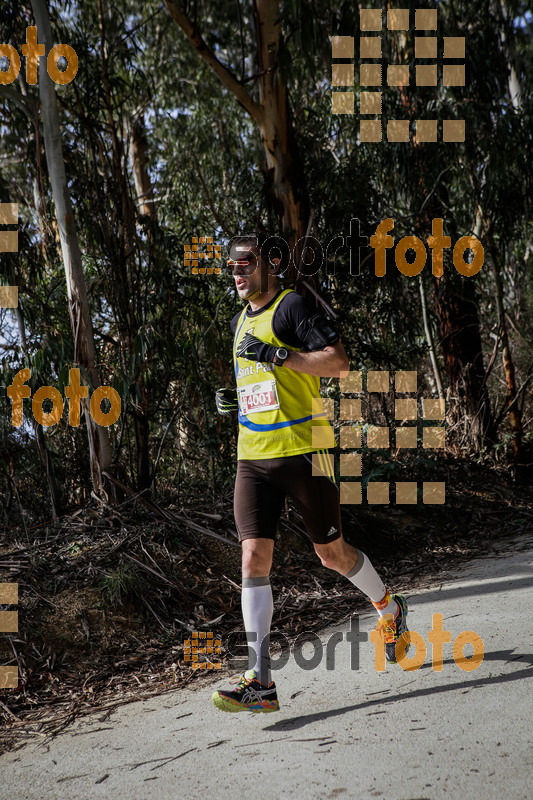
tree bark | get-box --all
[414,162,494,450]
[487,226,524,464]
[498,0,523,110]
[433,270,495,451]
[30,0,112,495]
[419,275,444,400]
[129,112,156,220]
[132,406,151,492]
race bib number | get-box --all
[238,380,280,415]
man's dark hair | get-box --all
[230,232,291,277]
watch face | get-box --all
[277,348,288,360]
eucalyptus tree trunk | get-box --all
[498,0,523,110]
[126,111,158,491]
[251,0,310,247]
[15,306,61,518]
[164,0,310,278]
[433,268,495,451]
[428,199,494,451]
[96,0,153,492]
[129,113,156,220]
[487,227,524,464]
[30,0,112,495]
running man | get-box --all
[212,234,409,713]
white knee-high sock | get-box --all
[241,577,274,686]
[346,550,398,617]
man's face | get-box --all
[229,242,263,301]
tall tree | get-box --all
[30,0,112,494]
[164,0,311,270]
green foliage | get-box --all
[1,0,533,520]
[97,563,149,609]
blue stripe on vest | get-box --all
[238,412,326,432]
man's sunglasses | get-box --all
[227,251,258,274]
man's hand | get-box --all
[215,388,239,416]
[235,332,277,363]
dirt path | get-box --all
[1,532,532,799]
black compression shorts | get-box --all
[234,452,342,545]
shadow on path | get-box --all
[264,649,533,732]
[409,575,533,606]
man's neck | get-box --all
[247,285,280,312]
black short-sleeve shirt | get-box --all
[230,289,338,352]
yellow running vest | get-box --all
[233,289,334,460]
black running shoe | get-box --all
[212,669,279,713]
[374,594,410,664]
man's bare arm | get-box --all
[278,339,350,377]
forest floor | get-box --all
[1,453,532,756]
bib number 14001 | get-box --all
[238,380,280,415]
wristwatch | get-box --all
[274,347,288,366]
